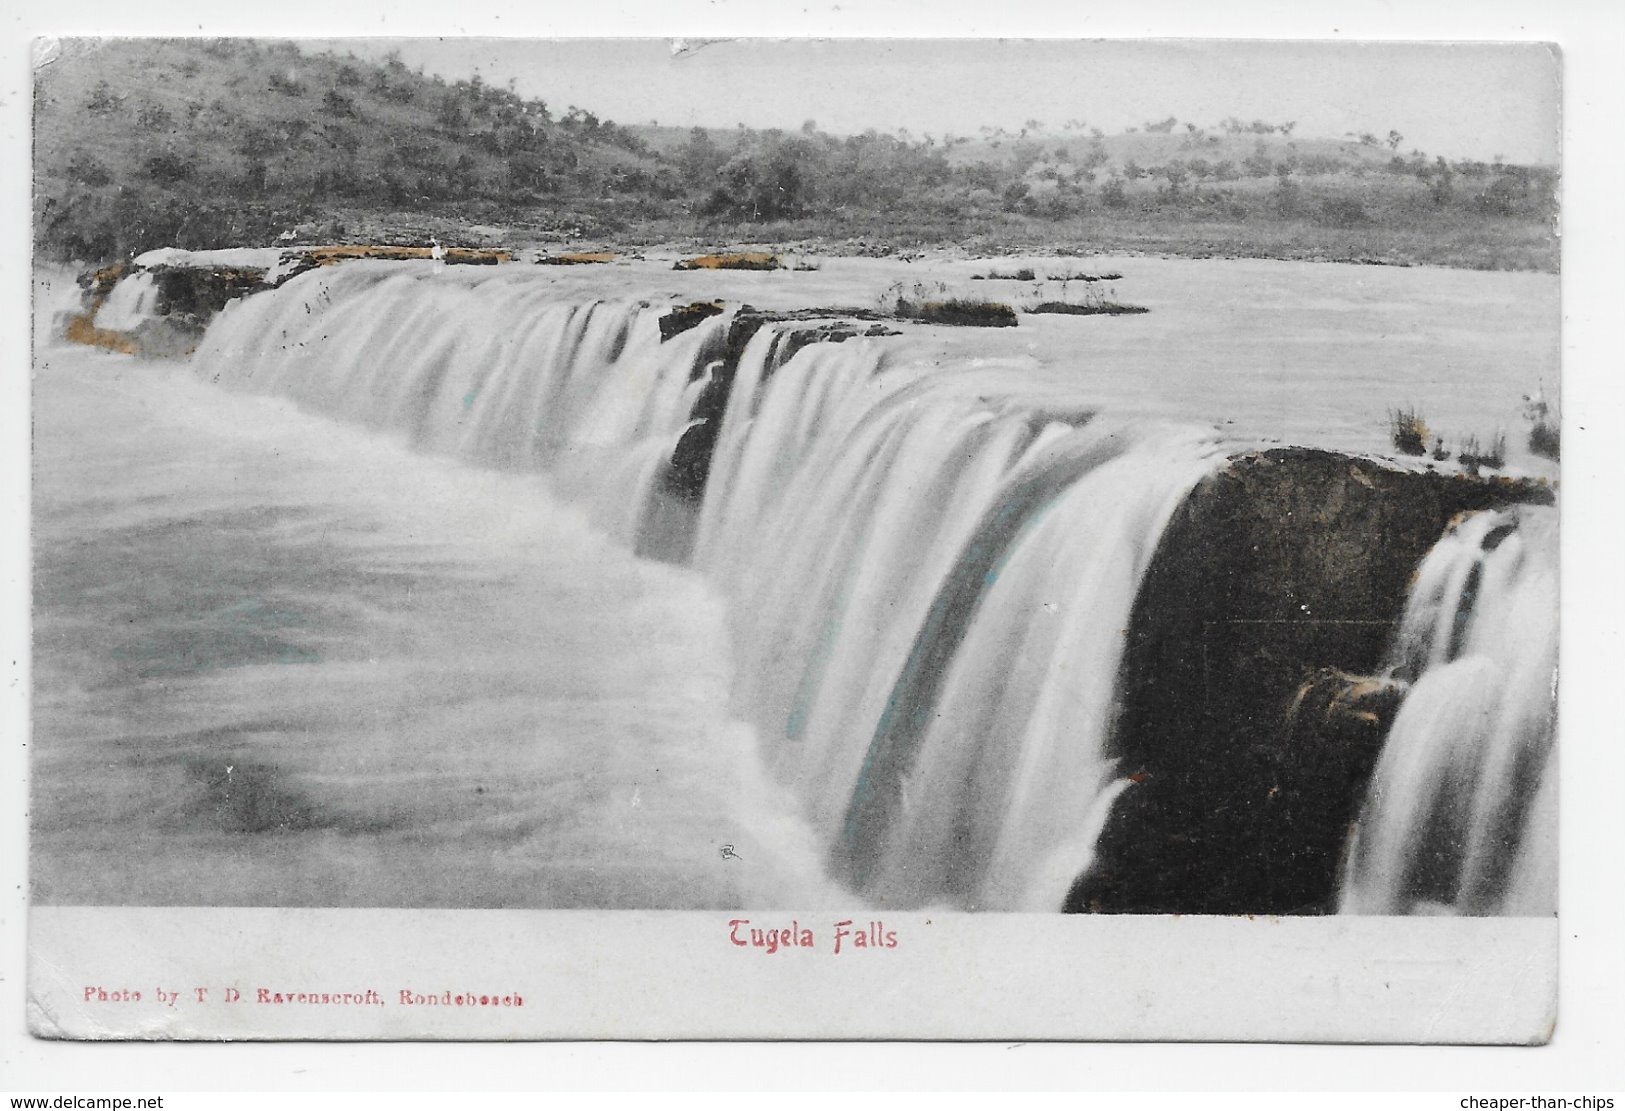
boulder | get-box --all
[1068,448,1555,915]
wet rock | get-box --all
[536,251,616,265]
[661,312,770,503]
[673,252,782,271]
[660,308,904,504]
[658,300,726,342]
[149,264,271,319]
[77,261,131,298]
[1068,448,1555,916]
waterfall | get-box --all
[174,262,1233,910]
[1339,505,1558,916]
[193,263,726,546]
[91,270,160,332]
[691,333,1224,909]
[85,261,1563,914]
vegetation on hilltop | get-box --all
[34,38,673,260]
[34,39,1558,270]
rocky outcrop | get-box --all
[660,308,903,505]
[536,251,616,266]
[147,264,273,323]
[65,245,514,355]
[673,252,782,271]
[1067,448,1555,916]
[657,301,727,342]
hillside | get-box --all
[34,39,1559,270]
[33,38,676,259]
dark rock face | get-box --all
[1067,448,1555,916]
[149,265,271,323]
[661,312,769,504]
[659,309,901,504]
[657,301,726,342]
[77,261,131,298]
[69,247,515,354]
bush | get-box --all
[1389,407,1429,456]
[66,153,113,187]
[1528,420,1560,461]
[1319,197,1369,227]
[136,102,173,131]
[905,299,1017,327]
[1524,393,1560,461]
[84,81,119,115]
[323,90,356,118]
[1026,300,1148,317]
[1457,431,1507,474]
[142,152,194,185]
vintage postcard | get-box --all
[26,36,1560,1042]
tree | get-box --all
[136,102,173,131]
[85,81,120,115]
[705,137,816,221]
[679,127,724,190]
[437,95,467,132]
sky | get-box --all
[330,38,1561,163]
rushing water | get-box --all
[33,314,837,908]
[32,258,1559,913]
[1339,505,1559,916]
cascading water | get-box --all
[195,262,729,547]
[92,270,161,332]
[182,260,1230,910]
[109,258,1557,915]
[698,349,1222,908]
[1339,504,1558,916]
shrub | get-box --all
[1457,431,1507,474]
[1319,197,1369,227]
[1389,407,1429,456]
[1524,393,1560,461]
[1026,300,1148,316]
[135,102,173,131]
[903,299,1018,327]
[84,81,120,115]
[322,90,356,118]
[1528,420,1560,461]
[142,151,194,185]
[66,153,112,187]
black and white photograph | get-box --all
[13,21,1605,1059]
